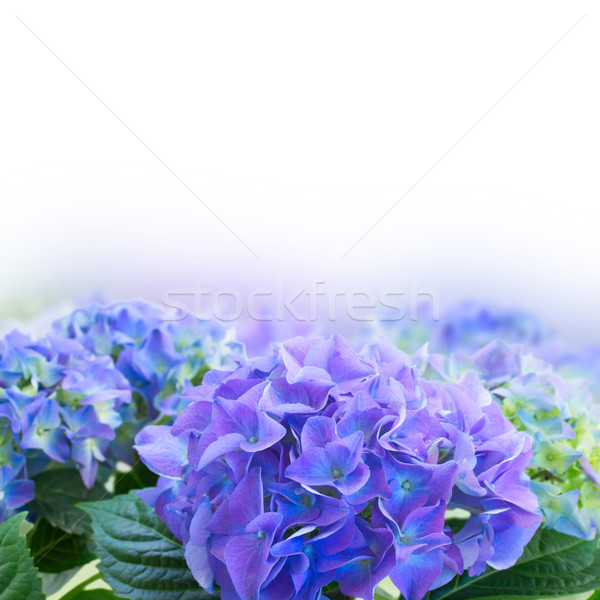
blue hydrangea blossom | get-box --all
[422,339,600,540]
[371,300,551,356]
[0,300,242,522]
[0,329,130,520]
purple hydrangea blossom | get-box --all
[136,334,541,600]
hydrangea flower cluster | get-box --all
[553,344,600,398]
[0,301,242,522]
[432,302,550,355]
[375,301,551,356]
[426,301,600,397]
[53,301,243,420]
[423,340,600,540]
[135,335,541,600]
[0,328,130,518]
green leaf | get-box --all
[28,469,109,535]
[28,518,95,573]
[323,587,347,600]
[54,572,122,600]
[79,492,204,600]
[0,512,45,600]
[65,591,122,600]
[429,529,600,600]
[113,460,158,497]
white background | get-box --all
[1,1,599,343]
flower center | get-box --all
[257,530,266,539]
[248,436,258,444]
[300,494,312,506]
[331,468,343,479]
[401,479,412,491]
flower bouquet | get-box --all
[1,301,599,600]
